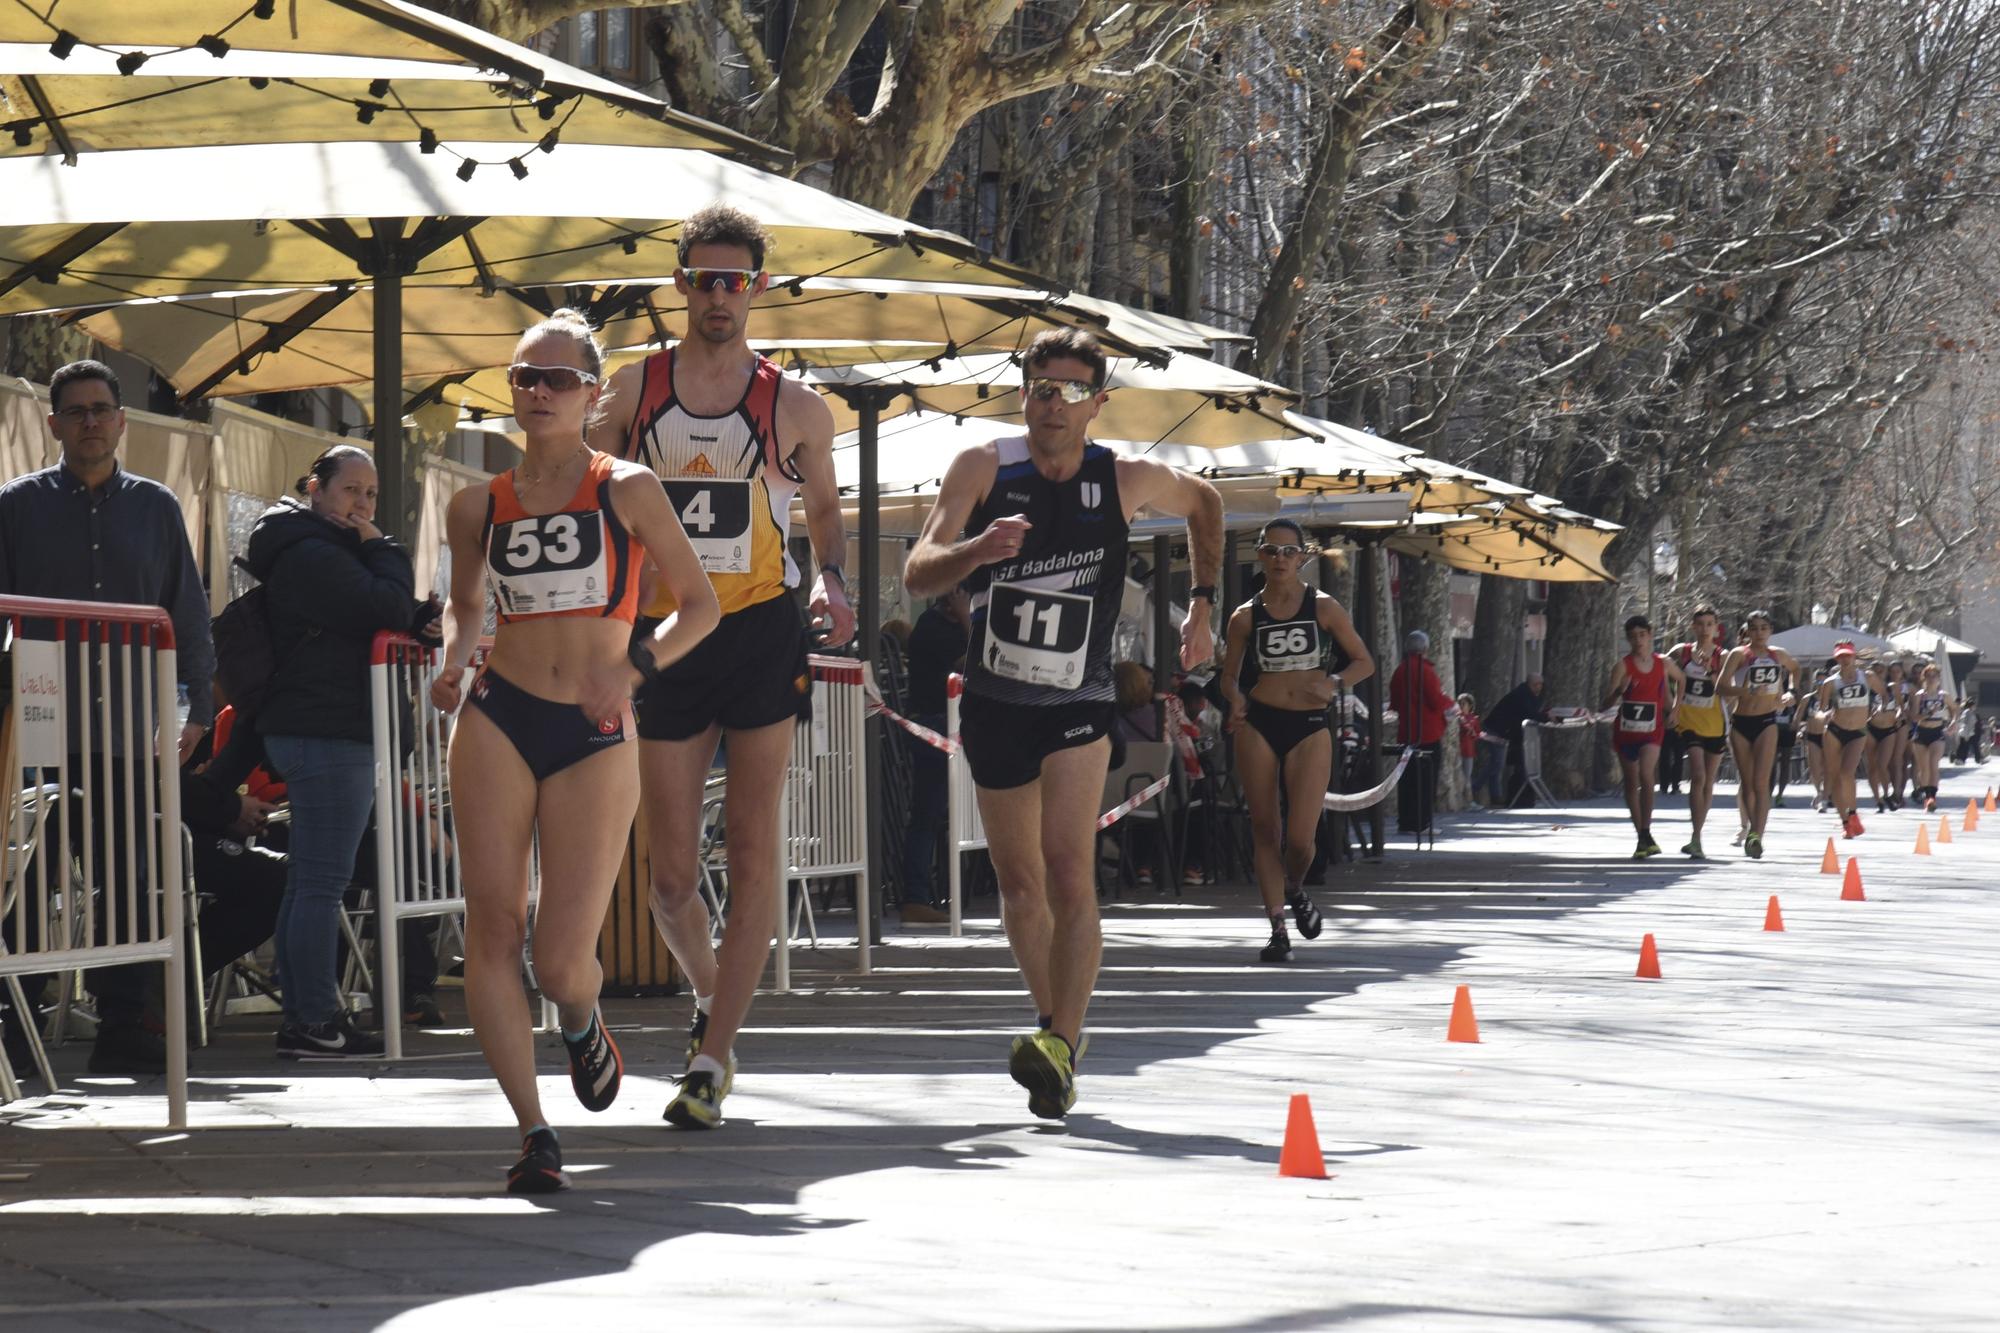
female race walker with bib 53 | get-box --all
[432,311,719,1194]
[1218,520,1373,964]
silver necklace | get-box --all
[519,443,588,485]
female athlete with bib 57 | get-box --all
[1601,615,1685,858]
[1814,641,1880,840]
[1217,520,1373,963]
[432,311,719,1193]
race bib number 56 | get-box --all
[984,583,1093,691]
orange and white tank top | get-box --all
[482,452,640,626]
[625,348,800,617]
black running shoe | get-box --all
[1259,928,1293,963]
[685,1007,708,1066]
[507,1127,568,1194]
[1287,889,1324,940]
[564,1009,622,1113]
[276,1016,384,1060]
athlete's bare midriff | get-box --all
[481,616,632,705]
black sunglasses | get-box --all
[507,363,600,393]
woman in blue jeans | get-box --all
[247,445,438,1058]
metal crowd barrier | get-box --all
[944,672,984,938]
[1,595,187,1125]
[776,654,870,991]
[368,631,527,1059]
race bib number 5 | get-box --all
[984,583,1093,691]
[663,478,753,573]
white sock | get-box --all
[695,992,713,1015]
[689,1053,726,1077]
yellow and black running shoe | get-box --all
[1007,1029,1076,1120]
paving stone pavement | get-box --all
[4,761,1997,1332]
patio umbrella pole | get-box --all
[1152,534,1173,707]
[856,389,883,973]
[1356,535,1386,858]
[370,227,410,542]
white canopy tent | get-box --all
[1770,624,1899,661]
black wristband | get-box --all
[820,563,847,591]
[628,639,661,685]
[1189,584,1218,604]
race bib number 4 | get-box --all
[1618,700,1658,734]
[487,511,609,616]
[663,478,753,573]
[984,582,1093,691]
[1258,622,1320,673]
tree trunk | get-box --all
[1539,580,1617,799]
[1399,556,1464,811]
[1169,109,1215,321]
[3,314,93,383]
[1469,575,1525,715]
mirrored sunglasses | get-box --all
[507,363,600,393]
[1256,542,1305,558]
[1024,377,1096,404]
[679,267,762,294]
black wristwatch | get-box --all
[819,563,848,591]
[1189,584,1218,604]
[628,639,661,685]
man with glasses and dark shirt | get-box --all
[0,359,215,1074]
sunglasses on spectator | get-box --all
[506,363,600,393]
[679,267,762,294]
[55,404,120,423]
[1256,542,1306,558]
[1024,377,1097,404]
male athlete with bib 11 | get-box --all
[590,205,855,1130]
[905,329,1222,1120]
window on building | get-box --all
[575,10,599,68]
[604,9,634,78]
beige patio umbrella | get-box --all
[0,0,775,164]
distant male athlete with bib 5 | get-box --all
[591,206,855,1130]
[904,329,1223,1120]
[1666,605,1728,859]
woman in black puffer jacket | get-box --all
[245,445,436,1060]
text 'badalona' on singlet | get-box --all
[482,452,641,626]
[625,348,801,618]
[963,438,1129,706]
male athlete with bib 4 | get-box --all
[591,206,855,1129]
[904,329,1223,1120]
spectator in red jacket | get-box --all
[1390,630,1457,833]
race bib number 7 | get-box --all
[663,478,753,573]
[1618,700,1658,734]
[984,582,1093,691]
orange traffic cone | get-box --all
[1446,985,1480,1043]
[1841,858,1866,901]
[1938,815,1953,844]
[1278,1093,1329,1179]
[1984,788,1995,813]
[1763,896,1785,932]
[1820,839,1840,874]
[1636,933,1662,979]
[1915,824,1932,855]
[1965,799,1980,831]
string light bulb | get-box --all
[197,34,229,57]
[456,158,477,182]
[48,30,78,59]
[114,50,150,76]
[419,128,439,154]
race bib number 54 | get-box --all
[984,583,1093,691]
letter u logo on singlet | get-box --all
[1080,481,1101,509]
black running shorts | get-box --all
[633,592,812,740]
[959,691,1113,790]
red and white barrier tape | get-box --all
[1322,746,1418,812]
[1098,774,1172,829]
[862,677,962,755]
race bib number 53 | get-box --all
[984,583,1093,691]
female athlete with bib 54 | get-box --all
[1218,520,1373,963]
[432,311,719,1193]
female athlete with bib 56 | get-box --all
[1716,611,1801,858]
[1218,520,1373,963]
[1601,615,1685,858]
[1908,662,1958,811]
[432,311,719,1193]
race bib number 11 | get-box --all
[983,583,1093,691]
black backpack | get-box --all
[211,557,284,723]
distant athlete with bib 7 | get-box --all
[904,329,1223,1120]
[1600,615,1685,859]
[590,206,855,1131]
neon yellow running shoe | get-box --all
[1008,1029,1076,1120]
